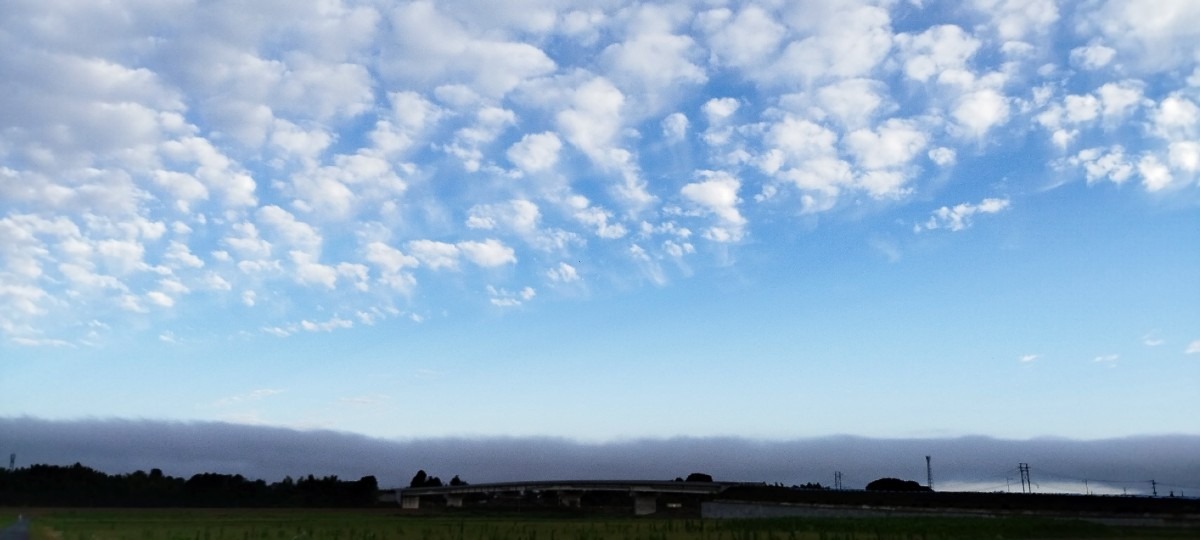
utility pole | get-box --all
[1019,463,1032,494]
[926,456,933,491]
[7,453,13,471]
[1151,480,1158,497]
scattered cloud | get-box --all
[546,262,580,283]
[1186,341,1200,355]
[1019,354,1039,363]
[0,0,1197,351]
[914,198,1010,233]
[487,286,536,307]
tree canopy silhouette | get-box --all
[865,477,932,492]
[0,463,379,507]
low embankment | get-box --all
[704,487,1200,527]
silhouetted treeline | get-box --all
[0,463,379,507]
[865,477,932,492]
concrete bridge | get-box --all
[387,480,747,515]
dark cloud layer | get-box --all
[2,417,1197,495]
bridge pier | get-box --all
[633,493,658,515]
[400,496,420,509]
[444,494,464,507]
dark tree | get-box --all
[685,472,714,482]
[796,482,829,490]
[0,463,381,507]
[449,475,466,486]
[410,470,428,488]
[865,477,932,492]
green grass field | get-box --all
[5,508,1197,540]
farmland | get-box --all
[6,508,1199,540]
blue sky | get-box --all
[1,0,1198,444]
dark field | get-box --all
[5,508,1199,540]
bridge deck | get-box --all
[396,480,747,497]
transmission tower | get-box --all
[1019,463,1032,493]
[926,456,933,491]
[834,471,843,490]
[7,453,13,471]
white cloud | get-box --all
[1137,155,1173,192]
[1096,81,1145,121]
[364,242,418,293]
[458,239,517,268]
[223,222,272,260]
[300,317,353,333]
[1169,141,1200,173]
[1093,354,1119,365]
[701,98,740,147]
[1063,94,1100,124]
[487,285,536,307]
[844,119,929,171]
[506,132,562,174]
[567,195,628,239]
[954,89,1010,138]
[163,241,204,269]
[1068,146,1135,185]
[4,0,1200,350]
[289,251,338,289]
[1151,95,1199,141]
[1019,354,1039,363]
[287,153,407,220]
[916,198,1011,232]
[257,206,322,255]
[446,106,516,171]
[1070,43,1117,70]
[929,147,957,167]
[697,5,786,70]
[380,1,555,97]
[896,25,981,83]
[703,98,740,123]
[270,119,333,162]
[146,291,174,308]
[546,262,580,283]
[662,112,689,143]
[407,240,461,271]
[96,239,146,276]
[466,200,540,235]
[600,4,706,115]
[556,77,653,210]
[763,116,839,168]
[681,170,747,243]
[769,2,894,84]
[1186,341,1200,354]
[1082,0,1200,71]
[972,0,1059,42]
[813,79,888,129]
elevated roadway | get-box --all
[388,480,750,515]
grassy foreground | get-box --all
[5,508,1197,540]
